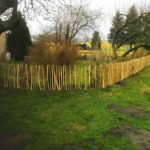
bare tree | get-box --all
[51,0,101,42]
[0,0,58,34]
[0,0,101,40]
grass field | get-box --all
[78,41,131,57]
[0,67,150,150]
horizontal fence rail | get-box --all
[0,55,150,91]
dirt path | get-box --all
[106,105,150,150]
[107,104,150,120]
[106,126,150,150]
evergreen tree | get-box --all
[91,31,101,50]
[7,12,32,61]
[125,5,139,49]
[108,10,125,45]
[139,15,150,46]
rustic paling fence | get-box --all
[0,55,150,91]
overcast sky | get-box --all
[28,0,150,40]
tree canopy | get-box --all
[109,6,150,57]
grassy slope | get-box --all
[0,67,150,150]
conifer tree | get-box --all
[7,12,32,61]
[91,31,101,50]
[125,5,139,49]
[108,10,125,45]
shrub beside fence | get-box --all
[0,55,150,91]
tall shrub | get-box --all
[29,40,79,65]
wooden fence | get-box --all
[0,55,150,91]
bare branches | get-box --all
[52,1,101,41]
[123,45,150,57]
[0,0,101,41]
[0,0,56,34]
[112,10,150,57]
[112,12,150,50]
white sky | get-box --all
[27,0,150,40]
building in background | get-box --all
[0,32,11,61]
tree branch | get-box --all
[112,12,150,50]
[122,45,150,57]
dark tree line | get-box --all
[108,5,150,57]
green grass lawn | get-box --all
[0,67,150,150]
